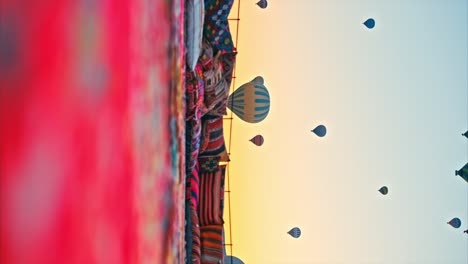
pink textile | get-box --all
[0,0,185,263]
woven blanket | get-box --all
[203,0,236,55]
[200,225,224,264]
[198,164,226,226]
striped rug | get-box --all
[200,225,224,264]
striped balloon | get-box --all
[287,227,301,238]
[224,256,245,264]
[249,135,264,146]
[227,76,270,123]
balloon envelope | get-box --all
[312,125,327,137]
[256,0,268,9]
[448,218,461,228]
[363,18,375,29]
[249,135,264,146]
[227,76,270,123]
[455,163,468,182]
[224,256,245,264]
[378,186,388,195]
[287,227,301,238]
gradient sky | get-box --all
[222,0,468,263]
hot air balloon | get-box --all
[227,76,270,124]
[462,131,468,138]
[249,135,264,146]
[311,125,327,137]
[224,256,245,264]
[464,229,468,234]
[455,163,468,183]
[378,186,388,195]
[256,0,268,9]
[448,218,462,229]
[363,18,375,29]
[287,227,301,238]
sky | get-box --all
[223,0,468,263]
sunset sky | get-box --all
[223,0,467,263]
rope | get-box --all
[224,0,242,258]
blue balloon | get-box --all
[311,125,327,137]
[256,0,268,9]
[455,163,468,183]
[225,256,245,264]
[378,186,388,195]
[363,18,375,29]
[448,218,461,229]
[287,227,301,238]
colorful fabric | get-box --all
[199,122,210,154]
[199,165,226,226]
[185,124,202,246]
[200,225,224,264]
[197,40,236,117]
[219,52,236,91]
[199,156,220,173]
[198,41,229,117]
[185,119,193,191]
[185,60,203,175]
[200,40,215,72]
[185,63,205,121]
[188,118,202,175]
[204,69,229,115]
[205,52,236,117]
[190,202,201,264]
[209,100,228,117]
[219,165,226,219]
[0,0,186,263]
[184,200,193,264]
[203,0,236,55]
[189,161,200,209]
[199,116,226,158]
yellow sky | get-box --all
[222,1,467,263]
